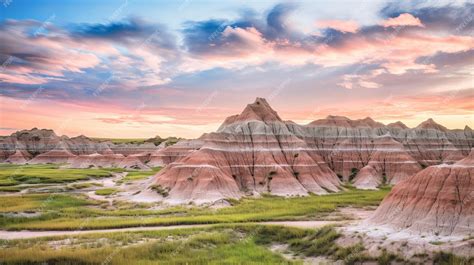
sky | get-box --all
[0,0,473,138]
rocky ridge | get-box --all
[151,98,472,204]
[367,149,474,236]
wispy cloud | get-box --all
[0,1,473,137]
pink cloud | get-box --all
[0,72,48,85]
[315,20,359,33]
[382,13,424,28]
[0,26,102,84]
[318,31,473,85]
[0,20,174,87]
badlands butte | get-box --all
[1,97,473,255]
[1,98,473,205]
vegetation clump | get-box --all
[120,167,162,183]
[433,252,473,265]
[151,184,170,197]
[0,164,113,187]
[95,188,118,196]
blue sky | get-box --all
[0,0,473,138]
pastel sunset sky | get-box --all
[0,0,473,138]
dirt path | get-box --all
[0,220,349,240]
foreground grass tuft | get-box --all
[95,188,118,196]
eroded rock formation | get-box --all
[352,134,422,189]
[0,128,177,169]
[288,117,472,181]
[1,98,472,197]
[367,149,474,236]
[153,98,343,204]
[147,139,203,167]
[151,98,472,204]
[28,141,76,164]
[68,153,150,170]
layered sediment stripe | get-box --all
[368,149,474,236]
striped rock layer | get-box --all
[153,98,473,204]
[0,128,190,169]
[154,98,341,204]
[367,149,474,236]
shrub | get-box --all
[377,249,400,265]
[349,168,359,181]
[151,184,169,197]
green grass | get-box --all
[0,225,374,265]
[0,187,390,231]
[0,186,21,192]
[0,163,115,186]
[68,182,103,190]
[120,167,162,183]
[0,225,297,265]
[0,223,465,265]
[0,194,96,213]
[95,188,118,196]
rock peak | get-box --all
[228,97,282,125]
[387,121,409,129]
[416,118,447,131]
[325,115,350,120]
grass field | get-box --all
[0,164,389,231]
[1,224,465,265]
[0,165,470,264]
[0,164,115,186]
[0,187,389,230]
[0,225,359,264]
[0,164,160,194]
[0,225,298,264]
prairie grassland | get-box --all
[0,164,114,186]
[3,225,465,265]
[0,225,355,264]
[0,194,96,213]
[1,187,389,231]
[0,225,297,265]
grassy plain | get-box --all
[1,225,468,265]
[0,225,295,264]
[0,164,470,264]
[0,187,389,230]
[0,164,114,186]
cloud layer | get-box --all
[0,1,473,137]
